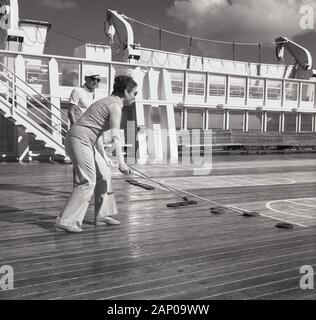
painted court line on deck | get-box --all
[260,198,316,228]
[258,213,307,228]
[266,201,314,219]
[227,204,308,228]
[286,200,316,209]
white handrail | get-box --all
[0,77,68,135]
[0,61,68,118]
[0,95,65,145]
[0,61,68,152]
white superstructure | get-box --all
[0,1,315,162]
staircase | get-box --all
[0,61,68,160]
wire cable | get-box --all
[123,14,288,47]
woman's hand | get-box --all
[119,163,130,175]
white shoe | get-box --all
[95,216,120,226]
[55,223,83,233]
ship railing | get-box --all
[0,61,69,145]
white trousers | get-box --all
[57,135,117,228]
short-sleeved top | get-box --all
[69,85,95,121]
[68,95,123,145]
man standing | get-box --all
[68,72,101,125]
[67,72,101,177]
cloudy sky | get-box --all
[19,0,316,64]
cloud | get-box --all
[167,0,316,45]
[38,0,77,10]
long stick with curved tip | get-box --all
[130,170,189,201]
[128,165,258,215]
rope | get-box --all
[49,28,108,48]
[123,14,289,47]
[50,30,88,43]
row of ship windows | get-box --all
[23,59,315,103]
[173,108,314,132]
[171,77,314,102]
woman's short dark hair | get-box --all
[112,75,137,98]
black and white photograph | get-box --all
[0,0,315,313]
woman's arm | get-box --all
[109,103,130,174]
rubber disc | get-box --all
[167,202,180,207]
[275,222,294,229]
[242,211,260,217]
[178,201,190,206]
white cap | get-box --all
[84,71,101,79]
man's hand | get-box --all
[119,163,130,175]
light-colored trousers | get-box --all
[57,135,117,228]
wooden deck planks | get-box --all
[0,155,315,300]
